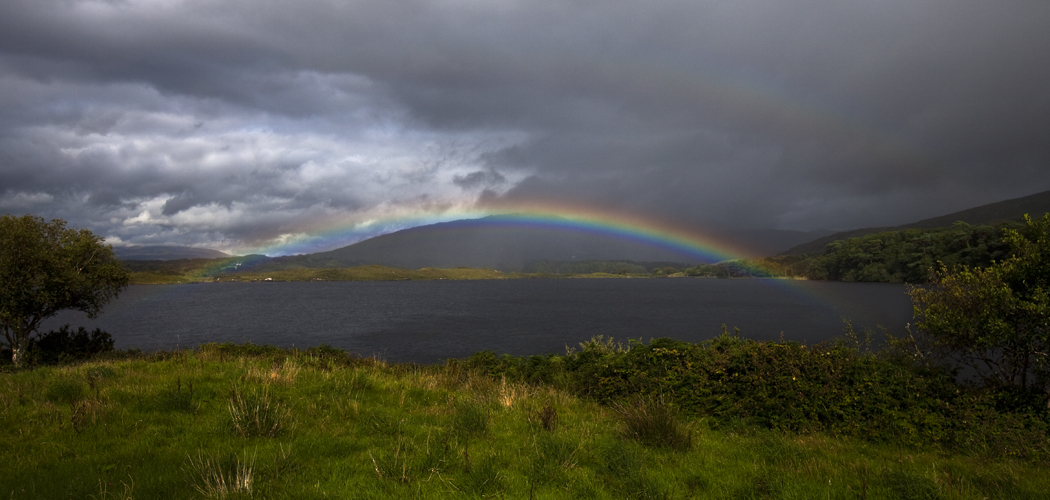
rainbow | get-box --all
[243,51,944,261]
[138,203,859,338]
[245,55,943,264]
[251,202,761,267]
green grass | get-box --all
[2,348,1048,499]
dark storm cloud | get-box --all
[1,0,1049,253]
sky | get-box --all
[2,0,1049,256]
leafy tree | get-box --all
[804,222,1013,283]
[908,214,1050,401]
[0,215,129,367]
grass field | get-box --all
[2,345,1048,499]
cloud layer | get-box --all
[2,0,1049,254]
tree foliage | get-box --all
[907,214,1050,398]
[753,222,1015,282]
[670,221,1020,282]
[0,214,129,367]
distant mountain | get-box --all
[263,216,823,272]
[114,245,230,261]
[780,189,1050,256]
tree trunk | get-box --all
[7,327,28,368]
[11,343,24,368]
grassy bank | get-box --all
[2,341,1049,499]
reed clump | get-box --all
[613,396,693,451]
[227,385,288,438]
[186,451,255,499]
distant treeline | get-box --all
[757,221,1021,282]
[680,261,779,278]
[523,260,686,275]
[529,220,1033,283]
[668,220,1024,283]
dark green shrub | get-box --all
[464,350,569,387]
[26,325,114,365]
[303,344,346,358]
[460,333,1050,456]
[303,344,354,367]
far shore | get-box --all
[129,265,667,285]
[128,264,815,285]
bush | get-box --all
[25,325,115,365]
[464,333,1050,456]
[908,214,1050,396]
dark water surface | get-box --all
[44,279,912,363]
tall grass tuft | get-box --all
[227,385,288,438]
[613,396,692,451]
[186,451,255,499]
[90,477,134,500]
[496,377,529,407]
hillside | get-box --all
[257,216,830,272]
[780,189,1050,255]
[273,217,698,271]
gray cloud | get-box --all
[1,0,1049,254]
[454,170,506,190]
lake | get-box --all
[43,278,913,364]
